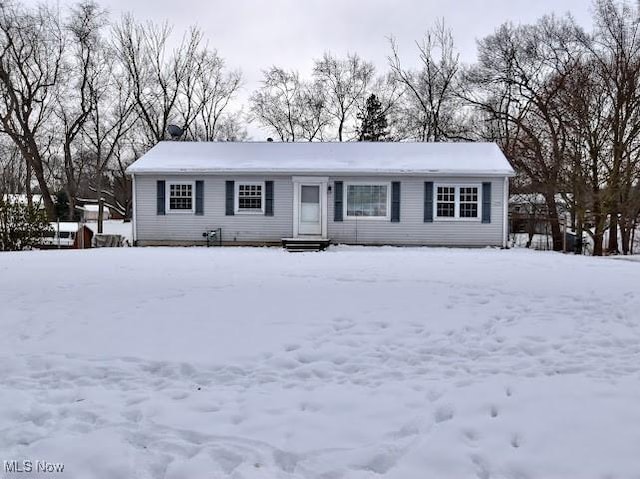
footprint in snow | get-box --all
[470,454,491,479]
[332,318,355,331]
[434,404,455,423]
[462,428,479,443]
[489,405,499,418]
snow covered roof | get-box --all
[50,222,80,233]
[510,194,567,205]
[78,204,110,213]
[126,141,515,177]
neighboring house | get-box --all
[126,142,515,247]
[77,204,111,221]
[509,193,572,234]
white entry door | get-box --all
[299,184,322,235]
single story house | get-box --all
[126,142,515,247]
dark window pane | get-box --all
[301,185,320,204]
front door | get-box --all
[298,184,322,235]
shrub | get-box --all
[0,199,52,251]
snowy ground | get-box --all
[1,247,639,479]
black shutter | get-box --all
[424,181,434,223]
[482,182,492,223]
[157,180,166,215]
[265,181,274,216]
[391,181,401,222]
[334,181,343,222]
[195,180,204,215]
[225,181,235,216]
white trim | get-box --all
[234,181,265,215]
[503,176,509,248]
[292,178,328,238]
[344,181,392,221]
[166,180,196,214]
[292,176,329,183]
[433,183,482,221]
[132,174,137,244]
[129,169,515,177]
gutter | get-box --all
[503,176,509,248]
[126,169,516,178]
[132,173,137,245]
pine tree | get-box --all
[357,94,388,141]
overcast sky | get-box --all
[41,0,595,138]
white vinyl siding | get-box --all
[136,175,292,244]
[134,174,506,247]
[328,177,504,246]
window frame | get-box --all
[166,181,195,214]
[433,183,482,221]
[235,181,265,215]
[344,181,392,221]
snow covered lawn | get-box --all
[1,247,639,479]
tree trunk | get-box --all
[620,216,631,255]
[575,214,584,255]
[593,219,605,256]
[67,189,76,221]
[26,155,55,220]
[97,175,104,234]
[608,213,619,254]
[98,201,104,234]
[544,194,563,251]
[25,162,33,210]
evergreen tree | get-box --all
[357,94,388,141]
[54,191,69,221]
[0,200,51,251]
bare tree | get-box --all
[556,57,611,255]
[211,113,248,141]
[0,137,24,197]
[465,16,583,251]
[577,0,640,254]
[313,52,374,141]
[249,67,304,141]
[389,20,464,141]
[0,1,63,219]
[113,16,205,145]
[52,1,108,220]
[82,23,137,232]
[186,50,242,141]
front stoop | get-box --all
[282,237,331,252]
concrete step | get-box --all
[281,238,331,252]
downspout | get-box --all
[132,173,137,246]
[503,176,509,248]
